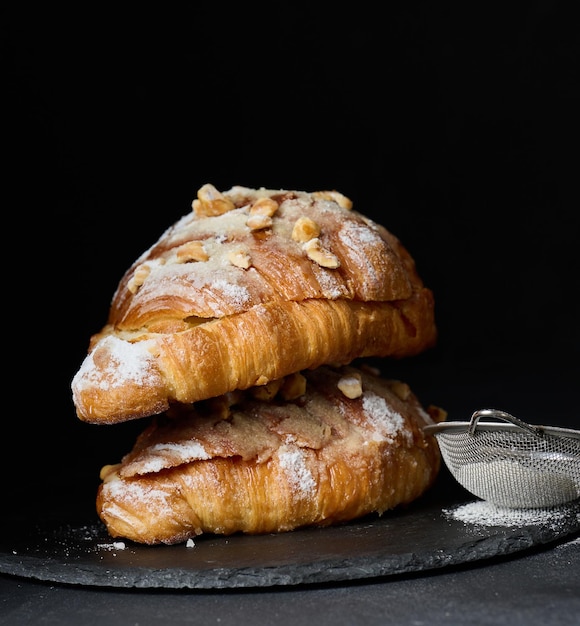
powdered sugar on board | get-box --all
[444,499,580,529]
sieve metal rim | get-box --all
[423,422,580,440]
[423,409,580,441]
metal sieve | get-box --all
[424,409,580,508]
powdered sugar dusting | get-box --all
[362,391,411,444]
[102,476,175,522]
[130,441,211,475]
[209,278,251,310]
[311,265,348,299]
[97,541,126,551]
[278,445,316,497]
[136,262,252,316]
[444,500,576,528]
[72,336,158,392]
[165,206,249,246]
[338,221,383,289]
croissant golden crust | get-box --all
[73,293,435,424]
[96,365,442,545]
[72,185,437,424]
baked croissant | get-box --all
[72,185,437,425]
[97,365,442,545]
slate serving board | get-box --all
[2,484,579,590]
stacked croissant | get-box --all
[71,184,444,545]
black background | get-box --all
[4,3,579,516]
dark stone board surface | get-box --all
[2,483,578,590]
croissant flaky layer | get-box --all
[96,365,443,545]
[72,185,437,424]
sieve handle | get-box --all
[468,409,544,437]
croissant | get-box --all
[96,365,442,545]
[72,185,437,425]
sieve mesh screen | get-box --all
[425,410,580,508]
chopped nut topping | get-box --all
[127,263,151,293]
[337,373,363,399]
[279,372,307,400]
[176,241,209,263]
[302,238,340,268]
[251,378,282,401]
[100,463,121,482]
[205,392,243,420]
[228,249,252,269]
[249,196,279,217]
[427,405,448,423]
[313,190,353,210]
[247,214,273,231]
[388,380,411,401]
[192,183,235,217]
[292,216,320,243]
